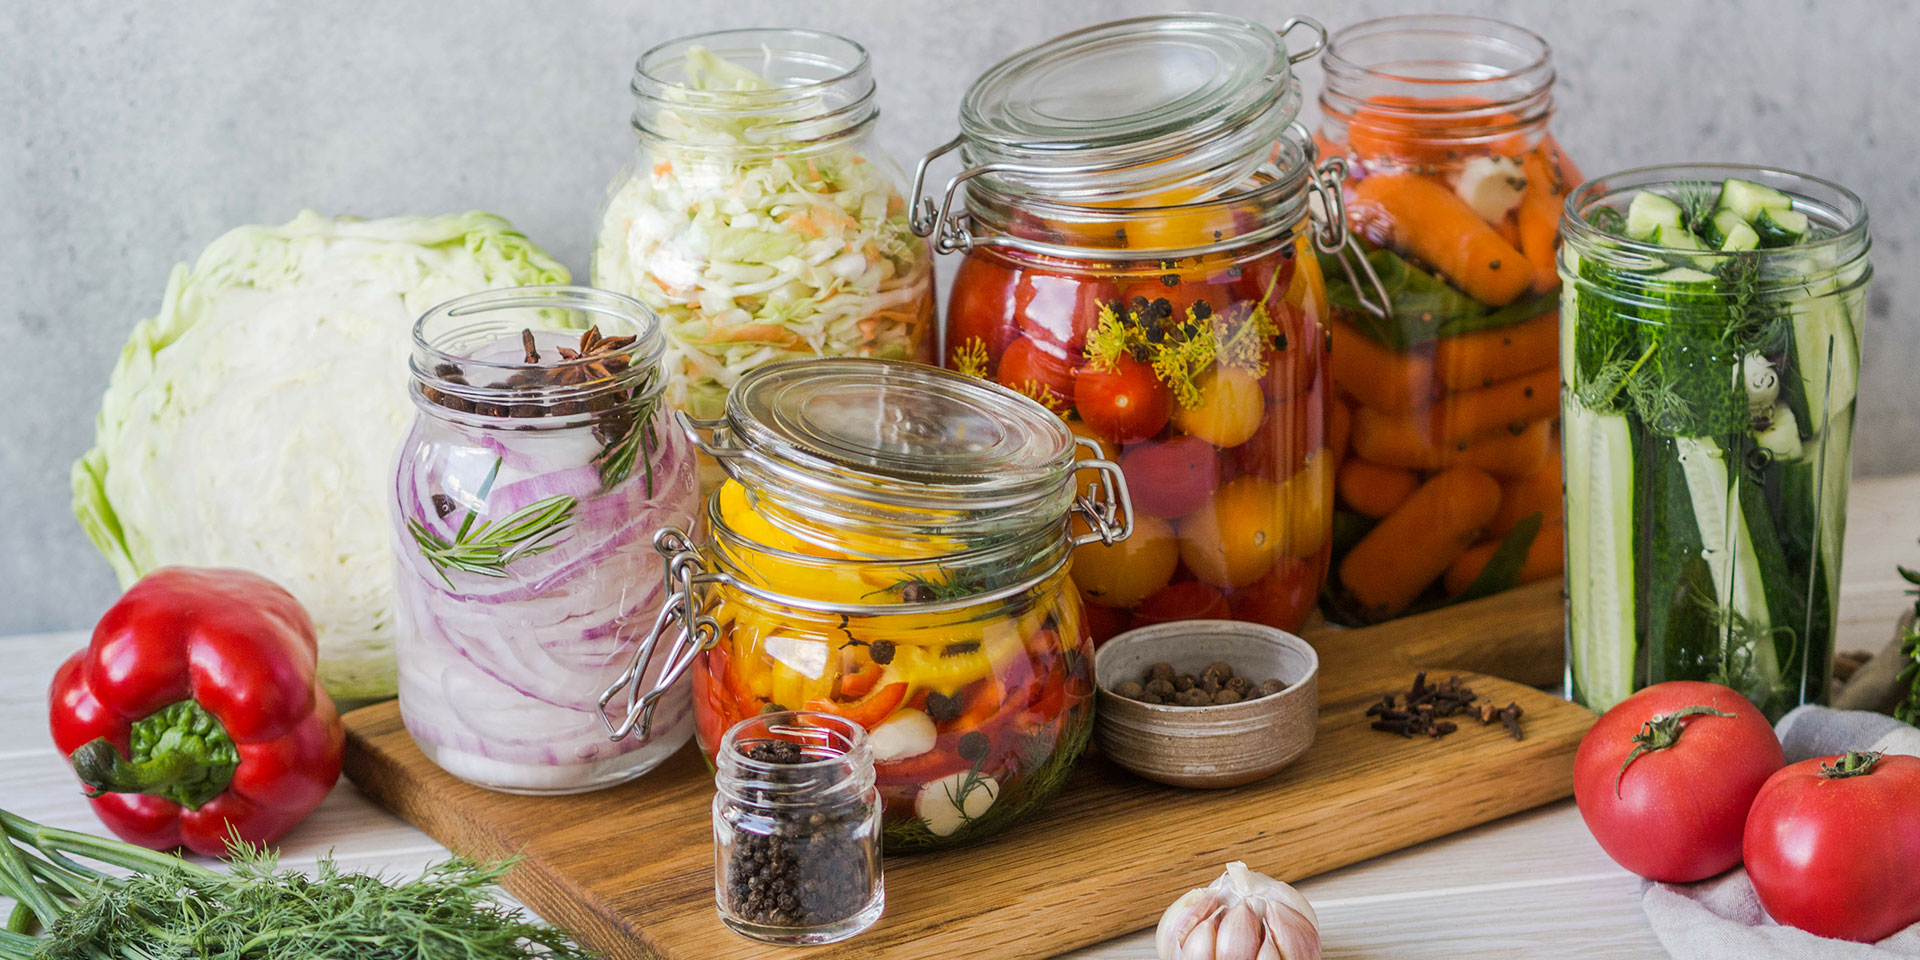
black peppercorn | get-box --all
[720,738,877,931]
[957,731,990,763]
[925,692,962,725]
[900,582,934,603]
[866,640,894,665]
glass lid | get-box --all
[720,358,1076,509]
[957,14,1319,202]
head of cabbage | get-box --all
[72,211,569,699]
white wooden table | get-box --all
[5,474,1915,958]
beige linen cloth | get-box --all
[1642,706,1920,958]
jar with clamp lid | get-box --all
[910,13,1348,641]
[1315,15,1582,625]
[599,357,1133,851]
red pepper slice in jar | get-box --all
[805,681,908,729]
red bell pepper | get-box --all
[47,568,344,856]
[806,681,908,729]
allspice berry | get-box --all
[1212,688,1243,705]
[1114,681,1145,699]
[1148,662,1176,683]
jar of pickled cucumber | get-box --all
[911,13,1350,640]
[1315,15,1581,625]
[599,358,1132,851]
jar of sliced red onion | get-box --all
[391,285,699,794]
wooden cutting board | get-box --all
[343,579,1588,960]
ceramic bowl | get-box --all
[1093,619,1319,788]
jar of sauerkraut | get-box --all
[599,358,1132,851]
[393,287,701,794]
[593,28,936,426]
[912,14,1349,641]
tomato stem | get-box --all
[1817,750,1881,780]
[1614,704,1735,798]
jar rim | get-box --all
[1562,162,1871,271]
[408,285,666,415]
[1319,14,1555,145]
[1323,14,1552,90]
[633,28,870,103]
[954,13,1308,202]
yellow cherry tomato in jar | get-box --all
[1171,366,1265,449]
[1279,451,1333,559]
[1177,475,1284,589]
[1069,512,1177,608]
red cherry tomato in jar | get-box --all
[1744,751,1920,943]
[1571,681,1784,882]
[1131,580,1231,626]
[1015,271,1117,356]
[1120,435,1220,519]
[1231,393,1317,481]
[1229,555,1321,632]
[1120,276,1236,329]
[995,335,1077,408]
[1235,247,1298,309]
[1263,300,1321,400]
[1075,355,1173,445]
[947,253,1021,370]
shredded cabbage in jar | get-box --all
[593,46,934,420]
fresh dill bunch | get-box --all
[0,810,592,960]
[1674,180,1720,238]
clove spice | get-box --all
[1365,672,1525,741]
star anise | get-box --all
[548,325,638,386]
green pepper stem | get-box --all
[67,701,239,811]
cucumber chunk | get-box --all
[1718,220,1761,252]
[1672,436,1781,697]
[1626,192,1685,241]
[1754,206,1810,247]
[1702,209,1756,250]
[1564,400,1639,712]
[1715,178,1794,221]
[1651,224,1706,251]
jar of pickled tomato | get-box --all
[1314,15,1581,624]
[600,358,1132,851]
[912,14,1348,640]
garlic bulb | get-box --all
[1156,862,1320,960]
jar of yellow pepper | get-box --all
[599,358,1132,850]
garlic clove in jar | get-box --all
[1156,862,1320,960]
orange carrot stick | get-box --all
[1494,213,1523,251]
[1348,174,1535,307]
[1344,96,1526,166]
[1431,367,1560,447]
[1436,312,1561,390]
[1443,520,1565,596]
[1339,467,1503,619]
[1517,149,1567,294]
[1330,320,1436,414]
[1329,397,1354,467]
[1337,459,1421,518]
[1350,407,1552,478]
[1488,447,1564,537]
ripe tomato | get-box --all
[1070,512,1178,608]
[1230,555,1321,632]
[1744,751,1920,943]
[1572,681,1784,882]
[1119,435,1220,519]
[1172,366,1266,448]
[1177,476,1283,589]
[1077,584,1132,646]
[1076,356,1173,445]
[1262,300,1323,400]
[1232,393,1318,481]
[1120,276,1236,329]
[995,335,1076,408]
[1235,246,1298,309]
[947,253,1020,368]
[1015,271,1116,356]
[1131,580,1231,626]
[1277,452,1333,558]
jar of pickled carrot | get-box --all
[1314,15,1580,624]
[912,14,1350,640]
[598,358,1132,851]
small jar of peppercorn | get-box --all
[713,711,884,945]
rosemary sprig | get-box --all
[592,375,664,496]
[408,458,576,589]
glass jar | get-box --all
[592,28,936,428]
[392,286,700,793]
[1561,163,1870,720]
[600,358,1132,850]
[914,14,1346,640]
[1315,15,1582,625]
[714,711,884,945]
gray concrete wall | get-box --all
[4,0,1914,634]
